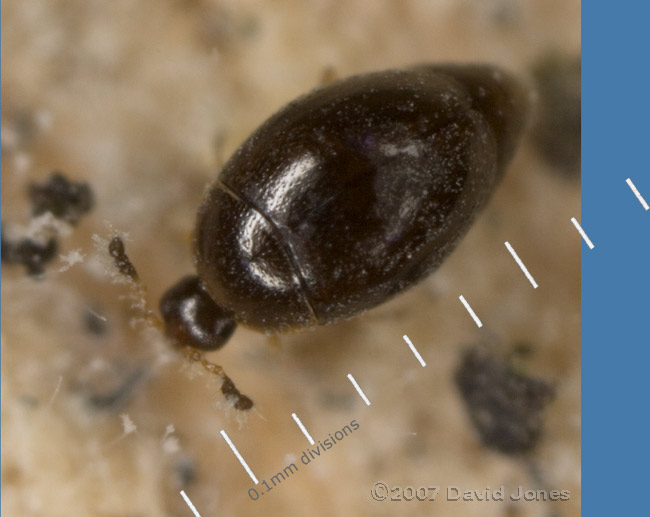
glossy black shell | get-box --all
[194,64,528,332]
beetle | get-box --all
[141,63,528,409]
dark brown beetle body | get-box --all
[189,64,528,335]
[160,63,528,361]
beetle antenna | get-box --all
[181,347,253,410]
[107,236,254,411]
[108,235,162,328]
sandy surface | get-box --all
[1,1,580,516]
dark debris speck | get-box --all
[2,171,94,277]
[455,346,555,455]
[1,227,58,276]
[29,172,94,225]
[175,457,197,487]
[86,368,146,411]
[83,306,109,336]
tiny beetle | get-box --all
[133,64,528,408]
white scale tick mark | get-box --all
[402,334,426,367]
[505,241,538,288]
[459,295,483,328]
[220,429,259,484]
[626,178,649,210]
[571,217,595,249]
[347,374,371,406]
